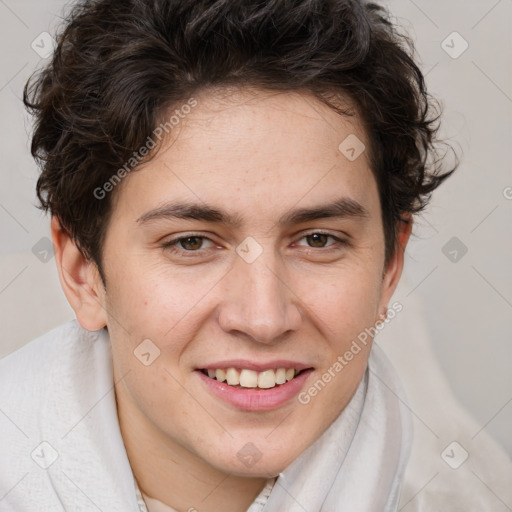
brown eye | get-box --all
[178,236,204,250]
[306,233,330,248]
[162,235,215,255]
[295,232,348,251]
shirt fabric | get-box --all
[135,476,277,512]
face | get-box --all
[60,87,408,478]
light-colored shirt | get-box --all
[134,476,277,512]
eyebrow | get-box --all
[136,197,369,227]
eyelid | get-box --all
[297,228,349,239]
[161,233,217,249]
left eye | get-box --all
[163,235,215,251]
[296,233,341,248]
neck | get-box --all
[115,382,269,512]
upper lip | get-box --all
[197,360,313,372]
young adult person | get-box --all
[1,1,461,510]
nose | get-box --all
[217,251,303,344]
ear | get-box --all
[51,216,108,331]
[377,215,413,319]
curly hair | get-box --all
[24,0,457,283]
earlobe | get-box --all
[51,216,108,331]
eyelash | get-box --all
[161,231,349,257]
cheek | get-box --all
[299,263,383,340]
[104,262,228,393]
[295,270,381,428]
[105,258,216,337]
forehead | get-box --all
[112,87,379,225]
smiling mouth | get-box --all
[199,367,312,390]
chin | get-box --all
[205,443,301,478]
[228,461,286,479]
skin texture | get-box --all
[52,87,412,512]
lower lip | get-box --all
[196,369,314,411]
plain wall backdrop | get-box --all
[0,0,511,463]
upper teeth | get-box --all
[206,368,297,389]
